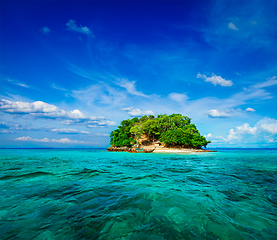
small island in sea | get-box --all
[107,114,215,153]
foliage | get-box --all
[110,114,211,148]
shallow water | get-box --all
[0,148,276,239]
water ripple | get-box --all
[0,148,276,239]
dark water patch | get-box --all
[79,168,109,174]
[267,191,277,208]
[133,173,162,181]
[38,203,63,219]
[69,168,110,178]
[0,171,54,181]
[187,176,206,185]
[164,167,193,173]
[264,177,276,184]
[227,173,244,180]
[5,167,22,171]
[220,189,251,202]
[116,175,134,182]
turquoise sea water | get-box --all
[0,148,276,240]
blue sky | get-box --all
[1,0,277,148]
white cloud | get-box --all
[246,108,255,112]
[122,107,154,117]
[97,120,117,126]
[95,133,110,137]
[51,128,90,134]
[15,136,33,141]
[52,138,87,144]
[256,117,277,134]
[228,22,238,30]
[40,26,50,34]
[222,118,277,143]
[15,136,89,144]
[207,109,232,118]
[225,129,239,141]
[236,123,257,135]
[224,125,255,142]
[0,99,60,114]
[115,78,149,98]
[204,133,213,139]
[86,120,116,128]
[197,73,233,87]
[204,133,224,143]
[223,123,257,142]
[0,99,113,127]
[121,107,133,111]
[66,20,92,35]
[169,93,189,102]
[1,130,13,134]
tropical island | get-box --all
[107,114,214,153]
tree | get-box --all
[130,124,144,147]
[110,114,210,149]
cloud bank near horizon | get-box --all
[206,117,277,145]
[0,99,115,127]
[15,136,91,144]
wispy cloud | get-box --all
[95,133,109,137]
[17,83,30,88]
[121,107,154,117]
[0,122,39,131]
[72,83,127,106]
[90,120,116,127]
[40,26,50,34]
[169,93,189,102]
[207,109,232,118]
[1,122,94,134]
[15,136,90,144]
[52,84,67,91]
[197,73,233,87]
[66,20,92,36]
[252,76,277,89]
[228,22,238,30]
[8,79,30,88]
[51,128,90,134]
[201,0,277,53]
[115,78,149,98]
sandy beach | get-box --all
[108,146,216,153]
[142,146,216,153]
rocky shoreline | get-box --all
[107,146,216,153]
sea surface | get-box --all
[0,148,276,240]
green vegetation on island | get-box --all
[110,114,211,149]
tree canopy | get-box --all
[110,114,211,149]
